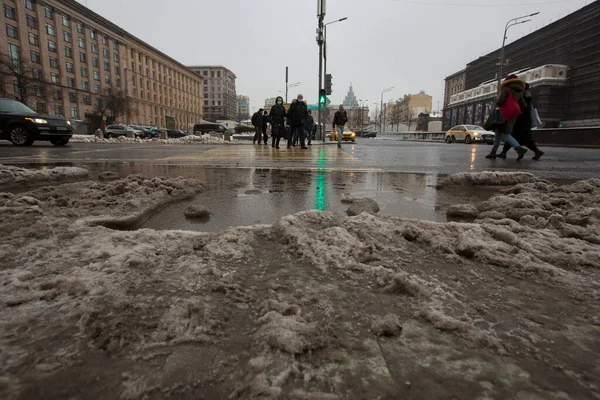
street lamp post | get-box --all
[497,12,539,91]
[323,17,348,85]
[380,87,394,132]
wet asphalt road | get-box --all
[0,138,599,180]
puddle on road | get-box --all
[79,164,500,232]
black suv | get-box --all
[0,98,73,146]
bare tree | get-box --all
[389,101,403,132]
[0,51,49,108]
[93,87,135,123]
[403,108,418,132]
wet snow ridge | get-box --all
[0,164,599,399]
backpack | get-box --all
[251,113,259,126]
[499,91,523,121]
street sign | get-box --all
[326,97,331,107]
[102,115,107,121]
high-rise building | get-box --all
[188,66,237,122]
[237,95,249,120]
[0,0,203,128]
[342,84,359,108]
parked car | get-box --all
[193,123,233,136]
[362,131,377,138]
[104,124,144,139]
[0,98,73,146]
[130,125,159,139]
[445,125,494,144]
[167,129,188,138]
[329,127,356,142]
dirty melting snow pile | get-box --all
[1,169,599,399]
[71,134,233,144]
[0,163,89,187]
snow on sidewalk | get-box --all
[0,170,598,399]
[70,134,235,145]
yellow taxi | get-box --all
[329,127,356,142]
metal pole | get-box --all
[324,25,327,85]
[380,93,383,133]
[285,66,289,103]
[497,24,508,93]
[318,15,324,142]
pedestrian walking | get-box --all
[497,83,545,160]
[333,105,348,148]
[305,110,315,146]
[262,109,270,145]
[252,109,264,145]
[486,75,529,160]
[287,94,308,149]
[269,96,286,149]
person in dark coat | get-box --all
[305,110,315,146]
[262,109,269,145]
[498,83,545,160]
[252,109,264,145]
[486,75,528,160]
[333,105,349,148]
[287,94,308,149]
[269,96,286,149]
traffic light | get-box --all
[319,89,327,105]
[325,74,332,95]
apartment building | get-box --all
[237,95,249,119]
[1,0,203,128]
[188,66,237,122]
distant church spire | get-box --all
[343,84,359,108]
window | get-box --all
[82,81,89,91]
[44,6,53,19]
[90,30,96,39]
[116,78,120,87]
[82,96,91,105]
[27,32,39,47]
[54,104,64,116]
[103,48,108,58]
[130,49,134,58]
[24,0,34,11]
[77,22,83,33]
[62,31,72,43]
[49,56,58,68]
[4,5,16,19]
[32,69,42,80]
[78,37,85,48]
[81,67,88,77]
[64,46,72,58]
[104,61,109,71]
[61,15,70,27]
[67,77,75,88]
[114,53,119,62]
[79,52,86,63]
[48,40,57,52]
[92,57,98,67]
[66,62,74,73]
[68,92,77,103]
[105,74,110,84]
[93,71,99,81]
[146,81,149,90]
[36,102,47,114]
[70,107,78,118]
[27,15,38,29]
[114,66,120,75]
[51,73,60,84]
[46,23,55,36]
[6,25,18,39]
[30,51,41,64]
[91,43,97,53]
[102,36,108,45]
[53,89,62,100]
[95,84,101,93]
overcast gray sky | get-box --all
[81,0,591,114]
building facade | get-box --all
[342,84,359,108]
[188,65,236,122]
[443,69,466,110]
[0,0,203,128]
[442,2,600,129]
[236,95,249,120]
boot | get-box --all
[485,152,497,159]
[532,149,545,160]
[497,151,507,159]
[516,146,527,161]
